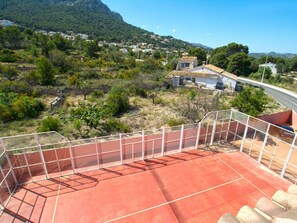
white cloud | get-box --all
[172,28,176,33]
[142,25,147,28]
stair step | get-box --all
[288,185,297,195]
[272,190,297,210]
[272,208,297,222]
[217,213,241,223]
[256,197,286,218]
[236,205,271,223]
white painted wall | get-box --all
[221,76,237,89]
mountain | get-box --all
[249,52,297,58]
[0,0,193,49]
[191,42,212,50]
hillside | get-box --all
[0,0,192,49]
[249,52,297,58]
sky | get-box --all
[102,0,297,53]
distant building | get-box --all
[120,48,128,53]
[176,56,198,70]
[170,56,238,90]
[0,20,15,27]
[259,62,278,75]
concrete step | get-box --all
[255,197,286,219]
[217,213,241,223]
[236,205,272,223]
[272,208,297,223]
[288,185,297,195]
[272,190,297,210]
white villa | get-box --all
[170,56,238,90]
[259,62,278,75]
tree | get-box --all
[52,34,70,51]
[249,67,272,80]
[2,26,23,49]
[188,48,207,65]
[290,56,297,71]
[227,52,251,76]
[153,51,161,60]
[38,117,60,132]
[106,85,130,116]
[49,49,71,73]
[84,40,99,58]
[231,86,268,116]
[36,57,55,85]
[0,65,18,80]
[209,52,228,69]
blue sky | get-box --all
[103,0,297,53]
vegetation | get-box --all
[0,24,289,139]
[231,87,269,116]
[0,0,191,49]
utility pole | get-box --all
[261,55,268,83]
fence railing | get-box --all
[0,109,296,211]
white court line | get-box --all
[51,182,61,223]
[214,153,270,198]
[103,177,243,223]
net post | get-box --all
[257,123,271,162]
[179,124,184,152]
[142,130,145,160]
[34,134,49,179]
[210,111,219,146]
[280,133,297,178]
[225,110,233,142]
[120,133,123,164]
[66,139,76,174]
[161,127,165,156]
[95,137,100,169]
[239,116,250,152]
[195,122,201,149]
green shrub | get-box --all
[0,49,18,63]
[103,118,131,134]
[105,85,130,116]
[91,90,104,98]
[167,118,184,127]
[38,117,60,132]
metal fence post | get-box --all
[0,166,12,195]
[95,137,100,169]
[210,111,219,146]
[119,133,123,164]
[1,139,17,185]
[280,134,297,178]
[161,127,165,156]
[239,116,250,152]
[257,124,271,163]
[179,124,184,152]
[225,110,233,142]
[35,134,49,179]
[195,123,201,149]
[142,130,145,160]
[67,139,76,174]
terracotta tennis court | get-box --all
[0,147,291,223]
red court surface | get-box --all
[0,148,292,223]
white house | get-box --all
[176,56,198,70]
[259,62,278,75]
[170,57,238,90]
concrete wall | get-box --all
[221,76,237,89]
[258,110,292,126]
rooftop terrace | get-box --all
[0,109,296,222]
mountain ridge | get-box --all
[0,0,200,49]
